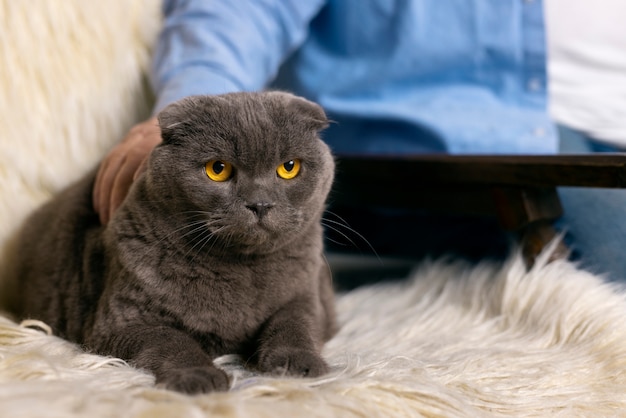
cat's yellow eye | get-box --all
[276,159,301,180]
[205,160,233,182]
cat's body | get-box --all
[10,92,337,393]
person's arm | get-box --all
[153,0,327,112]
[94,0,326,223]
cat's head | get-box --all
[144,91,334,255]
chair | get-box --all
[331,154,626,267]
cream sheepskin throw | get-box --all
[3,252,626,417]
[2,2,626,417]
[0,0,160,274]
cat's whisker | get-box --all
[153,220,210,245]
[323,212,376,246]
[323,234,350,247]
[180,210,215,219]
[200,230,224,256]
[185,223,234,262]
[222,229,238,249]
[139,210,255,261]
[322,214,381,262]
[321,253,334,286]
[178,221,216,240]
[323,210,357,230]
[127,215,208,245]
[185,230,218,263]
[321,221,360,249]
[143,218,222,256]
[179,223,225,254]
[206,226,232,253]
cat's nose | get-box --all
[246,202,274,219]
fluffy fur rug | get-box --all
[2,251,626,417]
[2,2,626,417]
[0,0,160,274]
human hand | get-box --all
[93,116,161,224]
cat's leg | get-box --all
[318,266,339,341]
[255,297,329,377]
[87,324,229,394]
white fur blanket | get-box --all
[2,251,626,417]
[2,2,626,417]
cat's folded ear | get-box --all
[268,91,329,132]
[157,95,228,144]
[157,93,329,145]
[156,97,197,144]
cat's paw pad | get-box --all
[258,347,329,377]
[160,366,230,394]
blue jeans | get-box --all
[556,126,626,282]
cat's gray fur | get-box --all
[9,91,337,394]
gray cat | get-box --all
[8,91,337,394]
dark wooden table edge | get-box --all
[333,153,626,188]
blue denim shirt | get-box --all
[154,0,557,155]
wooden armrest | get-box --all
[331,153,626,225]
[333,153,626,189]
[330,153,626,265]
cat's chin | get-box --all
[225,225,297,255]
[238,234,282,255]
[231,240,282,256]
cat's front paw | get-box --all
[258,347,329,377]
[159,366,230,394]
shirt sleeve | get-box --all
[152,0,327,112]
